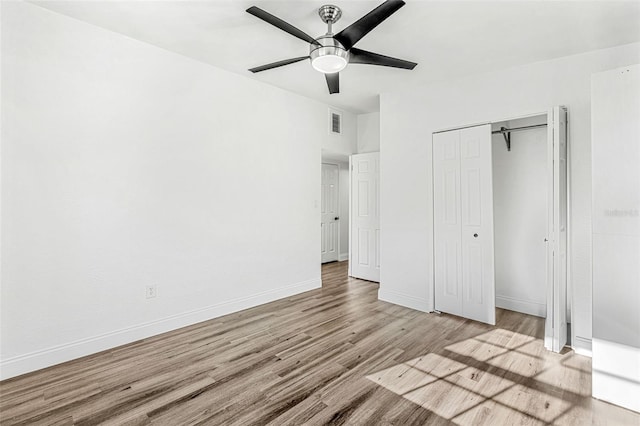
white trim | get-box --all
[339,253,349,261]
[0,278,321,380]
[495,295,545,318]
[572,335,593,357]
[379,289,430,312]
[348,156,352,277]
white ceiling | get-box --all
[31,0,640,113]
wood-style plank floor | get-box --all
[1,261,639,425]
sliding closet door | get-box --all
[434,125,495,325]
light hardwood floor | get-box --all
[1,261,639,425]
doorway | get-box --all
[321,163,339,263]
[432,107,568,352]
[321,160,350,265]
[492,115,548,319]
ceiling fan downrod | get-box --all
[318,4,342,35]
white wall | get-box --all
[0,2,340,379]
[357,112,380,154]
[591,64,640,412]
[379,42,640,352]
[323,111,357,158]
[492,116,547,317]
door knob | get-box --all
[334,217,339,220]
[473,233,478,238]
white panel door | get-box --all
[321,163,339,263]
[433,130,463,316]
[460,125,496,325]
[434,125,495,325]
[351,152,380,282]
[544,107,568,352]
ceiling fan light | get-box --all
[309,36,349,74]
[312,54,348,73]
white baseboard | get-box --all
[0,278,321,380]
[338,253,349,262]
[378,289,430,312]
[573,335,593,357]
[495,295,545,318]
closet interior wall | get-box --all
[492,115,547,317]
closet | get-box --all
[492,116,548,318]
[432,107,567,352]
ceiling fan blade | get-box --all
[249,56,309,73]
[333,0,405,50]
[349,48,417,70]
[325,73,339,94]
[247,6,320,46]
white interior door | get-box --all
[350,152,380,282]
[544,106,568,352]
[460,125,496,324]
[321,163,339,263]
[433,130,463,316]
[434,125,495,325]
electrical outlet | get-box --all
[145,285,157,299]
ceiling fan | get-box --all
[246,0,417,94]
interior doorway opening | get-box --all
[492,115,548,318]
[321,156,350,266]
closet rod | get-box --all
[492,123,547,151]
[491,123,547,135]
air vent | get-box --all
[329,109,342,135]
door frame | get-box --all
[321,162,341,264]
[430,107,571,351]
[348,156,352,276]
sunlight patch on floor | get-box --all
[365,328,581,424]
